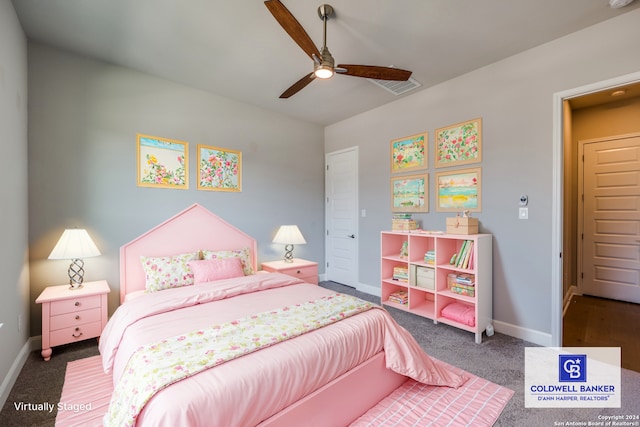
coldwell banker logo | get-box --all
[524,347,621,408]
[559,354,586,382]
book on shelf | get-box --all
[392,213,413,219]
[388,290,408,305]
[453,240,474,269]
[392,266,409,282]
[462,241,473,269]
[450,286,475,297]
[451,282,475,291]
[454,273,474,285]
[455,240,467,268]
[424,250,435,264]
[447,273,475,290]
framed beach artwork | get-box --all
[436,167,481,212]
[390,132,427,173]
[137,134,188,189]
[391,173,428,213]
[197,145,242,192]
[435,118,482,168]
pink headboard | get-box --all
[119,203,258,303]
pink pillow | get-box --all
[189,258,245,284]
[440,302,475,327]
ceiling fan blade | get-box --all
[280,73,316,98]
[336,65,412,81]
[265,0,321,61]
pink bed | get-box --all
[99,204,465,426]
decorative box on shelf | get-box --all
[392,213,418,232]
[411,265,435,290]
[446,217,478,235]
[392,219,417,232]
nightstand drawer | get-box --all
[50,308,102,331]
[50,295,101,316]
[50,321,102,347]
[283,265,317,279]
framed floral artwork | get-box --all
[197,145,241,192]
[390,132,427,173]
[435,167,481,212]
[391,173,428,213]
[435,118,482,168]
[137,134,188,189]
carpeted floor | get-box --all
[2,281,639,426]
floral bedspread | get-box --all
[104,293,373,427]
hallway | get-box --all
[563,294,640,373]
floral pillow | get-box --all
[141,252,199,293]
[201,247,254,276]
[189,258,245,285]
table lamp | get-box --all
[48,229,101,289]
[272,225,306,263]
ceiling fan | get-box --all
[264,0,412,98]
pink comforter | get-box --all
[99,273,465,427]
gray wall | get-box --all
[0,0,29,404]
[325,9,640,341]
[27,44,325,335]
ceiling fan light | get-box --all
[314,65,334,79]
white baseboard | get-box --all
[356,282,381,297]
[492,320,552,347]
[0,336,39,409]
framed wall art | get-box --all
[435,118,482,168]
[390,132,427,173]
[436,167,481,212]
[137,134,188,189]
[391,173,428,213]
[197,145,242,192]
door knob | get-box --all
[348,234,355,238]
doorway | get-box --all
[552,71,640,346]
[325,147,359,287]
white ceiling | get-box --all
[11,0,640,125]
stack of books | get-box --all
[447,273,476,297]
[388,290,409,305]
[392,213,417,232]
[424,250,435,265]
[392,266,409,282]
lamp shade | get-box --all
[272,225,306,245]
[48,229,101,260]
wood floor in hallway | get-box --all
[563,294,640,373]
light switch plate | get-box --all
[519,207,529,219]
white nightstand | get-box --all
[261,258,319,284]
[35,280,110,361]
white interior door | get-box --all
[325,148,358,286]
[581,134,640,303]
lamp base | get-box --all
[68,258,85,289]
[283,244,294,263]
[68,284,84,291]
